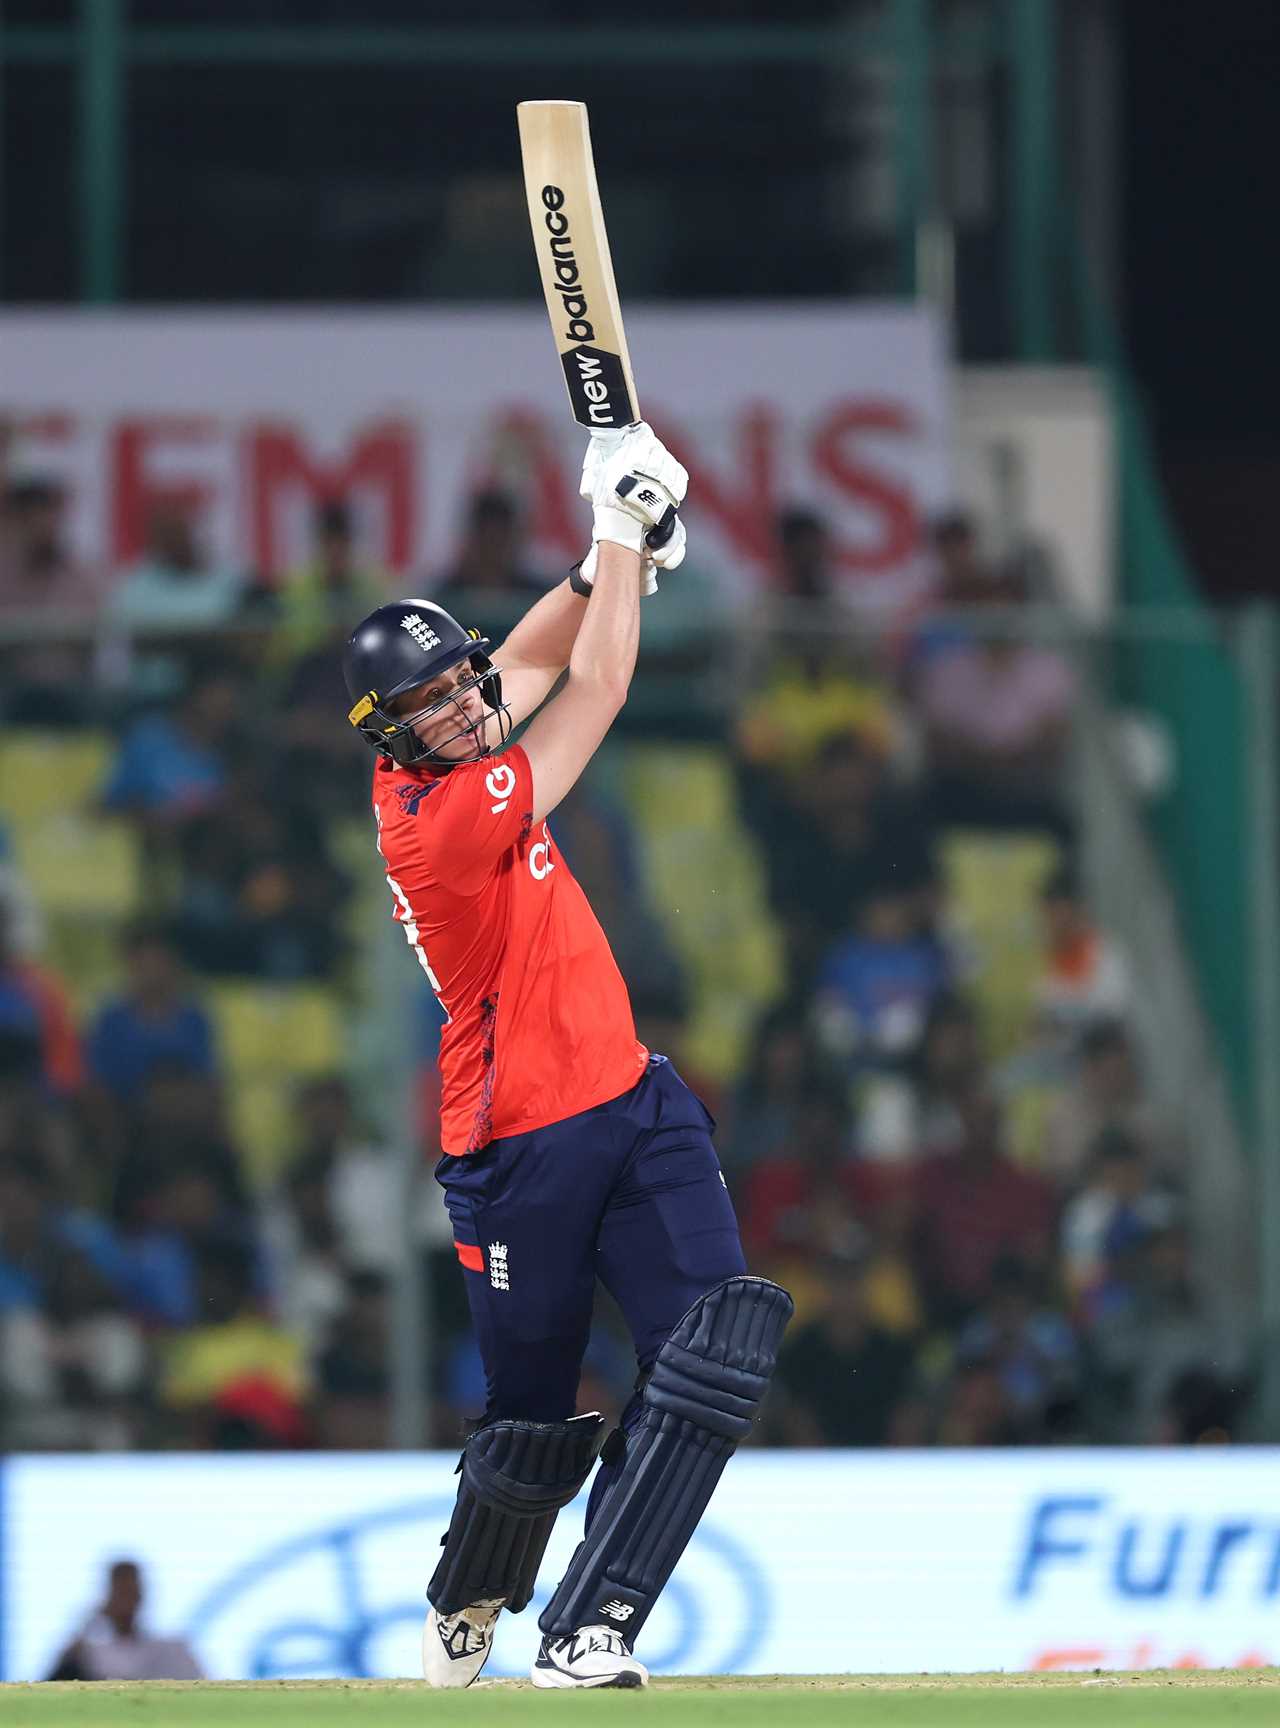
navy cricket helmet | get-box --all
[342,599,511,769]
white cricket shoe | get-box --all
[421,1597,503,1688]
[531,1625,649,1689]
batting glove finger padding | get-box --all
[590,423,688,516]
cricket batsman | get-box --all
[342,423,793,1689]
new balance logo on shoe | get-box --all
[599,1599,635,1623]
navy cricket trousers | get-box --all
[436,1053,747,1424]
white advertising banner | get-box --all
[4,1450,1279,1680]
[0,307,950,604]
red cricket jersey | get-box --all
[371,746,648,1155]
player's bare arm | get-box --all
[521,424,686,824]
[492,580,590,727]
[495,466,688,732]
[519,541,638,824]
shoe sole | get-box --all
[531,1665,647,1690]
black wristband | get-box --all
[568,560,593,598]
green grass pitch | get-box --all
[3,1673,1279,1727]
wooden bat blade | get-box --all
[517,99,640,429]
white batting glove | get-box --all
[576,508,686,596]
[583,422,688,555]
[578,427,626,502]
[574,424,688,593]
[638,514,689,596]
[578,423,683,502]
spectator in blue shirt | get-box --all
[813,874,952,1071]
[86,923,217,1106]
[0,1147,128,1315]
[953,1254,1080,1442]
[100,666,240,826]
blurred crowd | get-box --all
[0,466,1248,1453]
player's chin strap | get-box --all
[429,1413,605,1615]
[538,1276,793,1643]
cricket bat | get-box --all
[517,99,674,546]
[517,99,641,431]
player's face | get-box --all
[397,664,490,760]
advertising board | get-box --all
[0,307,950,606]
[4,1451,1278,1680]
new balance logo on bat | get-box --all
[571,352,620,424]
[561,346,632,427]
[539,183,630,426]
[540,184,594,343]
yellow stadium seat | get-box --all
[1003,1081,1061,1171]
[622,745,784,1083]
[0,734,142,958]
[44,916,120,1016]
[0,733,113,819]
[940,831,1063,1061]
[208,982,343,1185]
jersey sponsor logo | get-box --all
[399,613,442,653]
[529,822,555,882]
[488,1241,510,1292]
[485,763,516,813]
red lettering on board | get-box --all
[111,416,219,564]
[249,421,416,577]
[810,401,921,575]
